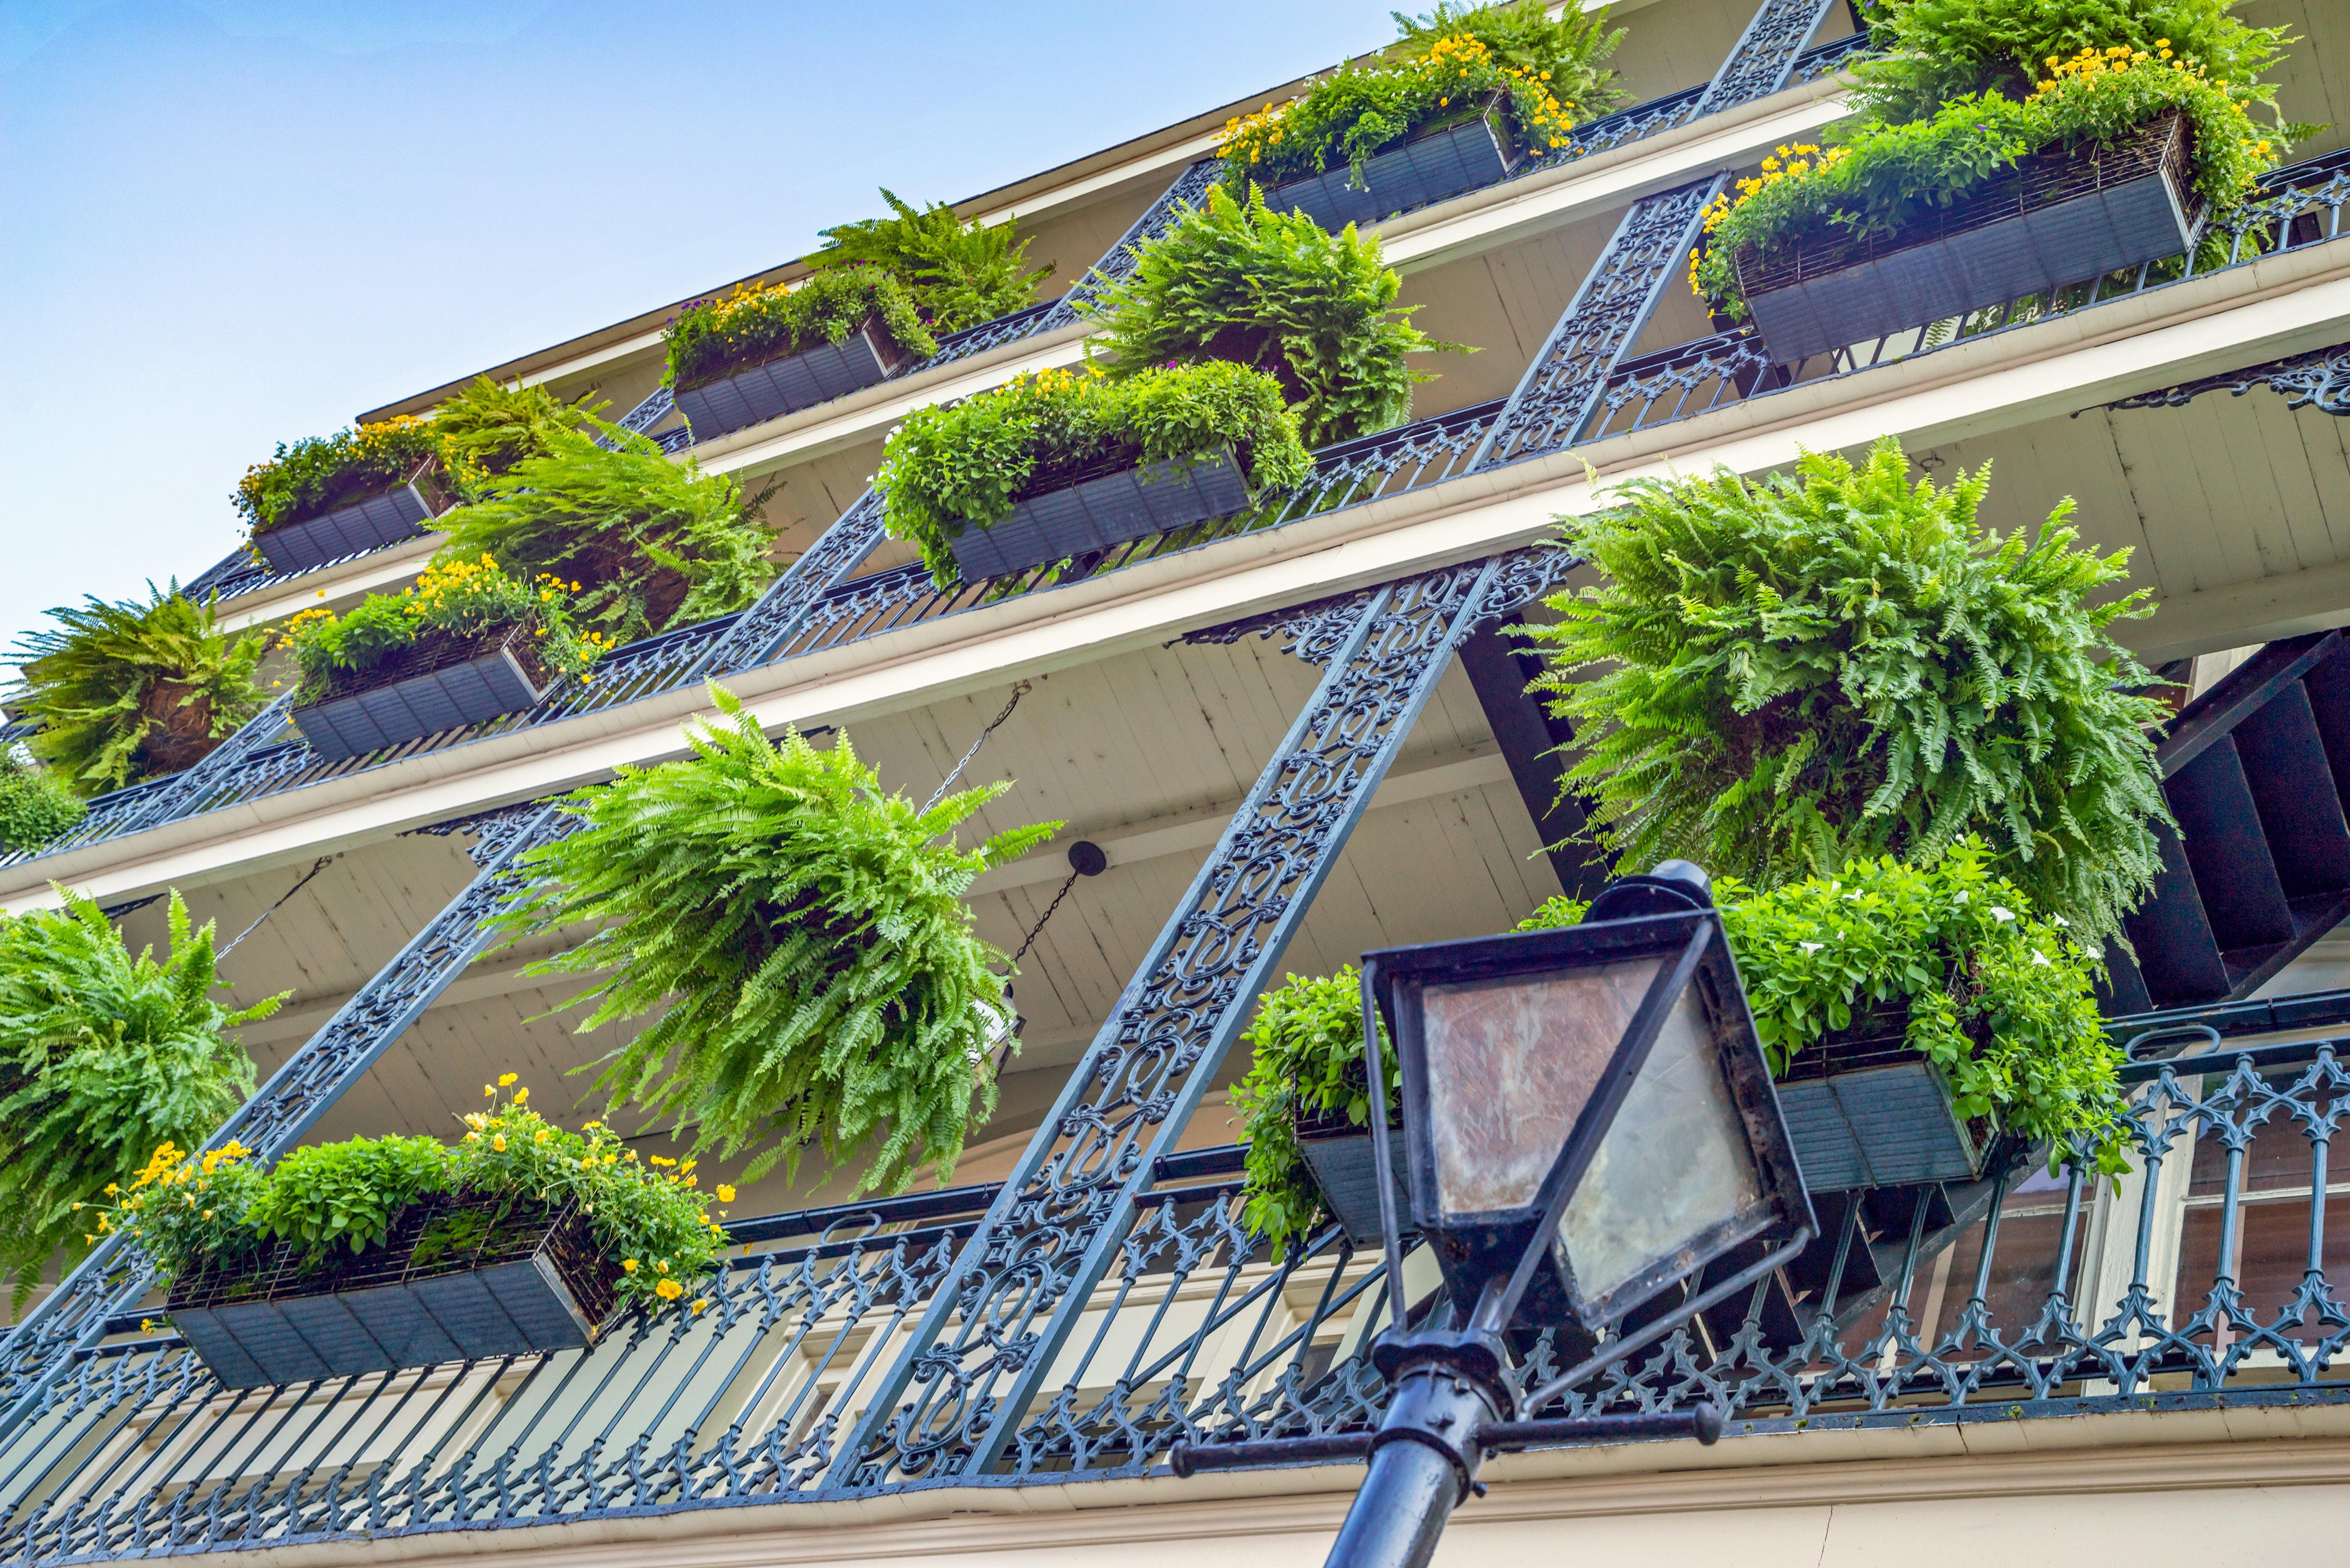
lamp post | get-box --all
[1170,862,1814,1568]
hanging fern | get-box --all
[429,376,607,499]
[1522,437,2174,947]
[806,190,1054,335]
[0,889,284,1309]
[492,686,1062,1195]
[432,417,778,644]
[5,586,267,797]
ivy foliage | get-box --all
[1518,843,2130,1172]
[432,417,778,644]
[0,889,281,1309]
[6,585,267,796]
[805,190,1053,335]
[1084,184,1465,447]
[493,686,1062,1196]
[0,750,85,853]
[430,377,607,500]
[665,265,939,392]
[1693,2,2307,316]
[1230,967,1396,1257]
[233,417,442,534]
[1521,439,2173,948]
[110,1083,729,1312]
[1218,6,1622,191]
[877,361,1312,587]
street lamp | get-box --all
[1171,862,1814,1568]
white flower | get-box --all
[2052,915,2070,928]
[1954,891,1968,903]
[1843,892,1863,902]
[1798,941,1824,953]
[2031,949,2052,966]
[1990,906,2016,923]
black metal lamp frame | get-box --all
[1170,867,1816,1568]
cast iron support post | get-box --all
[1467,0,1842,469]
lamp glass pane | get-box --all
[1420,956,1665,1220]
[1556,982,1761,1309]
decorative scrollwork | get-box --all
[1471,177,1727,469]
[2102,340,2350,417]
[1695,0,1843,114]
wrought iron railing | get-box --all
[1583,146,2350,442]
[5,1006,2346,1552]
[3,396,1516,875]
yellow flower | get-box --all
[655,1278,684,1301]
[656,1259,670,1274]
[716,1185,736,1203]
[622,1259,639,1273]
[484,1084,495,1098]
[691,1298,709,1315]
[512,1087,529,1104]
[492,1136,506,1151]
[498,1073,518,1087]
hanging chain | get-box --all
[219,855,336,958]
[1012,868,1082,966]
[923,681,1032,812]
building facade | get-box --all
[4,0,2350,1561]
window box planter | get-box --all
[1293,1103,1410,1247]
[674,316,914,439]
[253,461,453,575]
[1262,104,1519,234]
[292,622,550,764]
[1732,112,2200,367]
[946,446,1249,581]
[165,1193,617,1390]
[1772,1009,1986,1192]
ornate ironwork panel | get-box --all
[0,803,570,1444]
[599,382,679,448]
[690,491,890,677]
[2103,339,2350,418]
[1469,176,1728,468]
[1694,0,1842,114]
[826,548,1578,1486]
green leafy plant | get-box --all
[431,417,778,643]
[877,361,1312,587]
[1231,967,1397,1257]
[109,1082,728,1312]
[665,265,939,392]
[1518,842,2130,1172]
[6,586,268,796]
[233,416,443,535]
[243,1136,449,1258]
[806,191,1053,335]
[492,686,1062,1197]
[1217,8,1622,191]
[1692,3,2307,318]
[430,376,608,499]
[1522,438,2173,948]
[273,555,610,702]
[1848,0,2300,126]
[0,889,281,1308]
[0,749,85,852]
[1084,184,1465,446]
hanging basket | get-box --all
[1262,102,1519,232]
[1772,1006,1987,1192]
[1732,111,2201,366]
[252,459,454,575]
[674,314,915,439]
[292,622,551,763]
[945,445,1250,581]
[165,1192,617,1390]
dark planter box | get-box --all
[253,463,449,575]
[292,623,548,763]
[946,446,1249,581]
[167,1193,617,1391]
[675,316,912,439]
[1734,112,2200,366]
[1264,105,1518,232]
[1773,1013,1985,1192]
[1294,1105,1410,1247]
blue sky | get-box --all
[1,0,1375,672]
